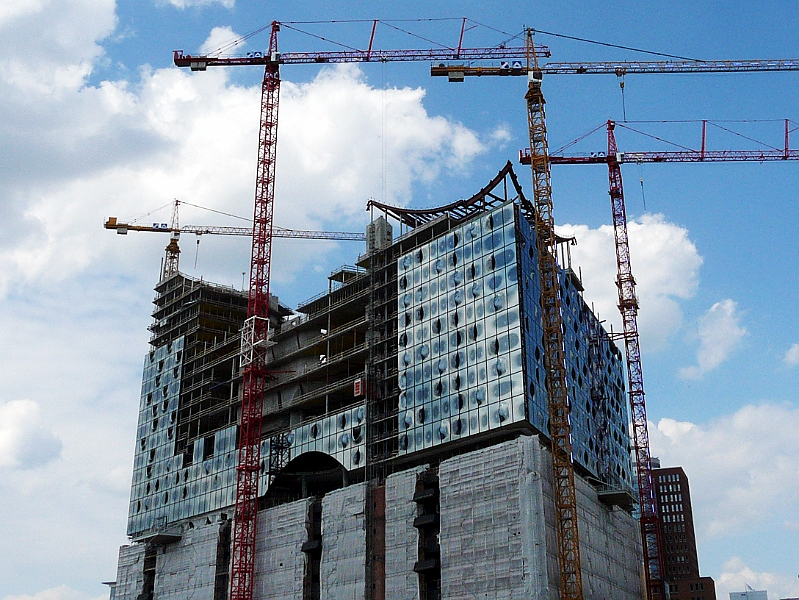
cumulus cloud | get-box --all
[489,124,512,146]
[650,403,799,538]
[2,585,106,600]
[784,343,799,366]
[0,0,43,26]
[0,399,62,469]
[276,64,484,217]
[715,557,799,600]
[199,25,242,55]
[0,21,490,294]
[557,213,702,351]
[0,0,115,96]
[679,299,747,379]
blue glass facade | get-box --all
[128,337,241,536]
[396,202,526,455]
[127,333,365,537]
[397,202,635,491]
[126,199,633,538]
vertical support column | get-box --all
[785,118,790,159]
[700,120,707,161]
[214,518,232,600]
[302,499,323,600]
[413,469,441,600]
[139,543,157,600]
[371,485,386,600]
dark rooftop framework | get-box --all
[367,161,536,229]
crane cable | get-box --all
[637,160,647,211]
[619,73,627,122]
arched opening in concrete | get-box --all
[260,451,354,508]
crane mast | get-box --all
[606,121,664,599]
[231,21,280,600]
[162,199,181,280]
[525,31,584,600]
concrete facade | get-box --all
[155,518,223,600]
[439,435,643,600]
[384,465,429,599]
[320,483,366,600]
[112,435,643,600]
[113,544,146,600]
[254,499,311,600]
[439,435,547,599]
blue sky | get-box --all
[0,1,797,599]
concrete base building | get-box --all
[112,164,645,599]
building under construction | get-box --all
[111,163,645,600]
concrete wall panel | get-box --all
[321,483,365,600]
[254,498,311,600]
[440,435,642,600]
[114,544,146,600]
[439,435,547,600]
[385,466,429,599]
[155,519,220,600]
[537,442,644,600]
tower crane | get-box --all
[174,24,553,600]
[174,19,799,600]
[104,209,365,281]
[524,33,584,600]
[104,218,366,240]
[520,117,799,593]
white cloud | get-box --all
[0,0,115,95]
[0,0,43,26]
[679,299,747,380]
[163,0,235,8]
[0,400,62,469]
[2,585,106,600]
[0,17,489,294]
[715,557,799,600]
[557,213,702,351]
[276,64,485,220]
[650,403,799,538]
[784,343,799,366]
[199,25,243,55]
[489,123,512,146]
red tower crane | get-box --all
[174,23,551,600]
[521,117,799,596]
[175,19,799,600]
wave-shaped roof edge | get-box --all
[366,161,536,228]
